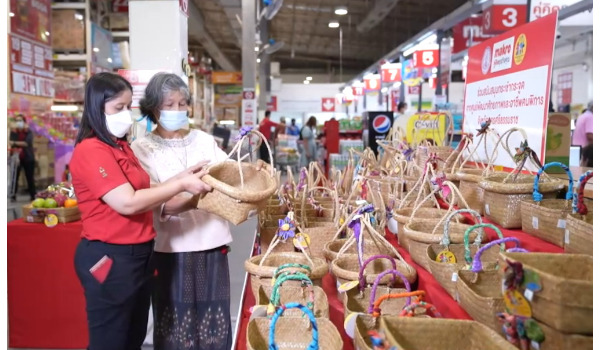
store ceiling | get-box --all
[191,0,470,74]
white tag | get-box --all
[26,216,34,223]
[531,341,540,350]
[336,280,342,290]
[355,200,367,206]
[247,209,258,219]
[485,204,490,216]
[455,292,460,302]
[532,217,539,230]
[451,272,458,282]
[557,219,566,229]
[565,229,570,244]
[524,289,534,301]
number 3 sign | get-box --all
[482,0,527,35]
[413,50,439,69]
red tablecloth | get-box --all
[8,219,88,349]
[234,217,564,350]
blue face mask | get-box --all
[158,110,188,131]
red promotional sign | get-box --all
[408,85,421,95]
[413,50,439,69]
[462,12,558,169]
[9,34,54,97]
[112,0,129,12]
[322,98,336,112]
[482,0,528,35]
[9,0,52,46]
[364,75,381,91]
[453,16,495,54]
[352,86,364,97]
[390,89,401,111]
[381,64,402,83]
[557,72,573,105]
[267,95,278,112]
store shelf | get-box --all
[111,31,130,38]
[51,3,86,10]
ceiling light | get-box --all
[93,47,100,52]
[255,46,259,52]
[44,31,50,36]
[107,58,113,63]
[303,80,310,84]
[257,58,261,63]
[328,21,340,28]
[393,82,401,88]
[306,76,313,81]
[9,12,15,17]
[51,105,79,112]
[334,6,348,15]
[432,67,438,74]
[219,120,236,125]
[74,13,84,21]
[381,87,389,93]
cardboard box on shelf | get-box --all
[52,9,85,51]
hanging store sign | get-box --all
[556,72,573,106]
[453,16,495,54]
[529,0,591,25]
[267,95,278,112]
[439,38,452,87]
[462,12,558,169]
[406,112,449,146]
[322,97,336,112]
[352,85,365,97]
[381,63,402,83]
[412,50,439,69]
[242,89,256,127]
[363,75,381,91]
[482,0,528,35]
[9,34,54,97]
[211,71,243,84]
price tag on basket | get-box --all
[503,290,532,318]
[337,280,359,293]
[44,214,59,228]
[436,250,457,264]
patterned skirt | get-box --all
[153,247,232,350]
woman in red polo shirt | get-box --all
[70,72,211,350]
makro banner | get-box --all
[406,112,448,146]
[462,12,558,169]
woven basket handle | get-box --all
[400,300,442,318]
[228,129,275,188]
[358,255,397,287]
[268,302,319,350]
[269,272,314,312]
[533,162,573,202]
[273,263,312,280]
[471,237,521,272]
[462,223,504,264]
[483,127,526,174]
[371,291,425,317]
[300,186,339,229]
[572,170,593,215]
[367,269,412,313]
[429,180,473,233]
[440,209,483,247]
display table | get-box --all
[8,219,88,349]
[234,216,564,350]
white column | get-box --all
[129,0,188,78]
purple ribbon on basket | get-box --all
[297,168,307,192]
[368,269,412,314]
[471,237,521,273]
[235,126,253,141]
[277,216,296,240]
[402,147,414,160]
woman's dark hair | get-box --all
[398,101,407,110]
[307,116,317,128]
[76,72,132,147]
[139,73,191,124]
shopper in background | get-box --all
[258,110,281,162]
[581,144,593,167]
[131,72,237,350]
[278,116,288,135]
[70,72,211,350]
[9,114,36,201]
[392,101,409,138]
[572,102,593,148]
[299,116,318,166]
[287,118,300,136]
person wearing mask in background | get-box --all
[392,102,409,140]
[299,116,318,166]
[10,114,36,201]
[573,102,593,148]
[287,118,300,136]
[70,72,212,350]
[258,110,281,162]
[131,73,258,350]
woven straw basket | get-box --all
[297,186,339,260]
[245,252,328,300]
[380,317,517,349]
[455,238,524,334]
[457,168,487,214]
[199,130,278,225]
[499,252,593,334]
[536,319,593,350]
[323,238,397,266]
[247,302,342,350]
[480,173,564,229]
[392,205,457,250]
[564,170,593,255]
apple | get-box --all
[32,198,46,208]
[44,198,58,208]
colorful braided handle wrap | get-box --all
[268,302,319,350]
[400,300,442,318]
[572,170,593,215]
[368,269,412,313]
[371,291,426,317]
[441,209,483,248]
[533,162,573,202]
[471,237,521,272]
[269,272,314,315]
[463,223,504,264]
[358,255,398,291]
[273,263,312,279]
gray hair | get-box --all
[139,72,191,123]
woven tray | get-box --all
[22,205,81,223]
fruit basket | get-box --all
[22,183,80,224]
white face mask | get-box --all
[158,110,189,131]
[105,110,133,138]
[15,121,24,129]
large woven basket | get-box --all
[247,302,342,350]
[564,170,593,255]
[499,252,592,334]
[380,317,517,349]
[323,238,396,267]
[245,252,328,300]
[455,237,525,334]
[296,187,340,260]
[456,168,487,214]
[480,173,564,229]
[536,319,593,350]
[392,205,458,250]
[199,130,278,225]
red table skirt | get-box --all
[8,219,88,349]
[234,216,564,350]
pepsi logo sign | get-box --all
[372,115,391,134]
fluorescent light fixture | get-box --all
[255,46,259,52]
[334,6,348,15]
[74,13,84,21]
[328,21,340,28]
[306,76,313,81]
[51,105,79,112]
[93,47,100,52]
[303,80,310,84]
[393,82,401,88]
[219,120,236,125]
[257,58,261,63]
[107,57,113,63]
[9,12,15,17]
[381,87,389,93]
